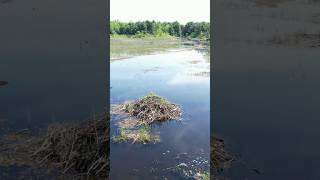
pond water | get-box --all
[214,45,320,180]
[110,49,210,179]
[0,0,107,134]
[0,0,107,178]
[213,0,320,179]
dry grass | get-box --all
[211,136,235,178]
[31,114,109,178]
[0,114,110,179]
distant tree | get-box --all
[136,21,148,34]
[110,20,210,40]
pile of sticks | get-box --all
[118,93,181,124]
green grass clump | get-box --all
[112,126,160,144]
[196,172,210,180]
[112,128,130,142]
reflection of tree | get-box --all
[179,39,210,62]
[195,46,210,62]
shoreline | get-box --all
[110,36,209,61]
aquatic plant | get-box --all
[195,171,210,180]
[112,126,160,144]
[165,159,210,180]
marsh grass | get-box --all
[110,36,183,60]
[0,114,110,179]
[112,126,160,144]
[31,114,110,178]
[195,171,210,180]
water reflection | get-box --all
[213,0,320,179]
[110,49,210,179]
[0,0,107,178]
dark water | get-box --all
[213,0,320,179]
[110,50,210,179]
[0,0,107,178]
[0,0,107,132]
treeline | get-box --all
[110,20,210,40]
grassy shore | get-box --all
[110,35,184,60]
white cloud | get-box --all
[111,0,210,24]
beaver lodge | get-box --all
[114,92,181,124]
[111,92,181,144]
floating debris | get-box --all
[0,0,14,4]
[0,113,7,125]
[188,60,201,64]
[165,156,210,180]
[268,33,320,48]
[252,168,262,175]
[188,71,210,77]
[0,81,8,87]
[143,66,161,74]
[211,136,235,179]
[248,0,291,7]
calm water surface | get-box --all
[0,0,107,178]
[213,0,320,178]
[110,49,210,179]
[0,0,107,133]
